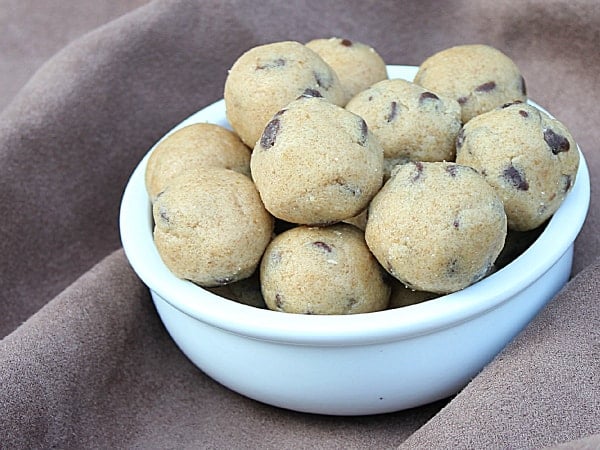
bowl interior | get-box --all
[119,65,591,346]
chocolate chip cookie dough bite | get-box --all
[223,40,347,147]
[305,37,388,102]
[414,44,527,123]
[250,95,384,225]
[455,101,579,231]
[365,161,507,294]
[152,167,274,287]
[260,224,391,314]
[145,123,251,201]
[346,78,461,178]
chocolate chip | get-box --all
[346,298,358,308]
[312,241,332,253]
[419,91,439,103]
[445,164,459,177]
[561,174,573,192]
[158,206,169,223]
[453,218,460,229]
[341,39,353,47]
[275,293,284,309]
[543,128,570,155]
[260,118,281,149]
[447,258,459,275]
[256,58,286,70]
[503,163,529,191]
[456,128,465,149]
[300,88,323,98]
[519,110,529,118]
[357,118,368,146]
[501,100,523,108]
[520,75,527,96]
[457,96,468,105]
[411,161,424,182]
[475,81,496,92]
[386,101,398,122]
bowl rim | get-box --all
[119,65,591,346]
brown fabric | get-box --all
[0,0,598,448]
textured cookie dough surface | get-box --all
[260,224,391,314]
[365,161,507,294]
[145,123,251,200]
[152,168,274,287]
[455,101,579,231]
[250,96,384,225]
[346,78,461,175]
[306,37,388,102]
[414,44,527,123]
[224,40,346,147]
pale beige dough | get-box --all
[145,123,251,200]
[250,96,384,225]
[153,168,274,287]
[224,40,346,147]
[306,37,388,102]
[365,161,507,294]
[414,44,527,123]
[455,101,579,231]
[346,78,461,177]
[260,224,391,314]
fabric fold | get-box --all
[1,0,599,448]
[0,250,443,448]
[400,257,600,449]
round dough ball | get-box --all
[250,96,384,225]
[306,37,388,101]
[145,123,251,200]
[414,44,527,123]
[224,40,347,147]
[365,161,507,294]
[152,168,274,287]
[455,101,579,231]
[346,78,461,175]
[260,224,391,314]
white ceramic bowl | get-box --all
[119,66,590,416]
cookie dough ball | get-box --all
[145,123,251,200]
[455,102,579,231]
[346,79,461,175]
[153,168,274,287]
[260,224,391,314]
[224,40,347,147]
[414,44,527,123]
[365,161,507,294]
[250,96,384,225]
[306,37,388,101]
